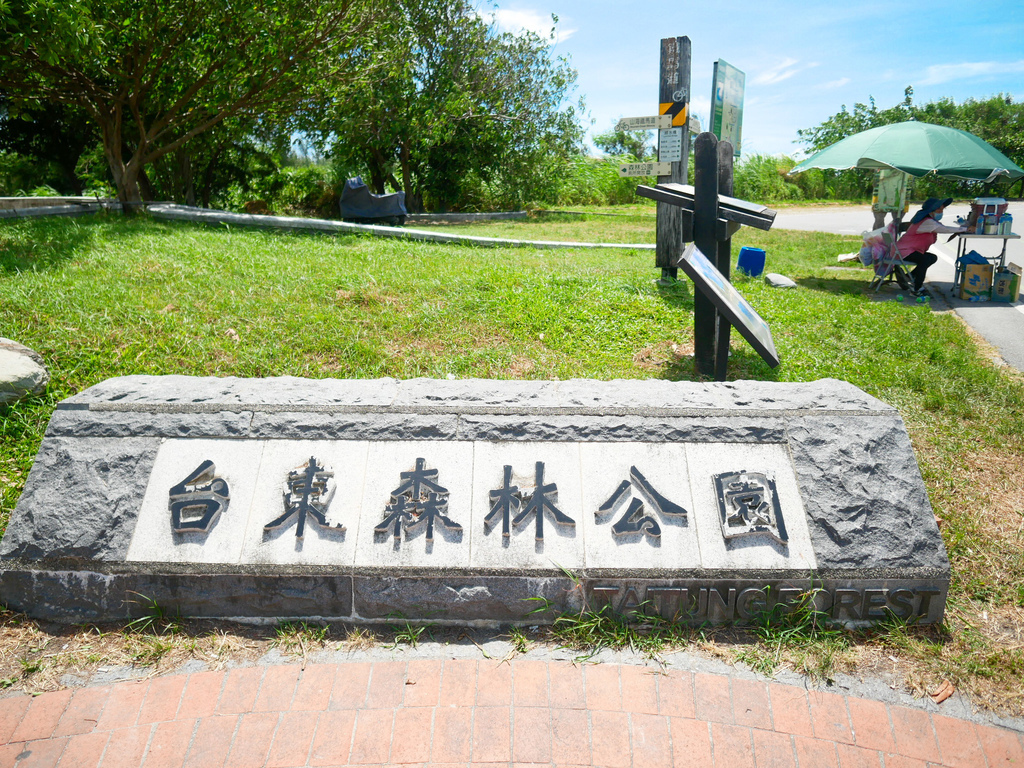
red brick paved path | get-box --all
[1,659,1021,767]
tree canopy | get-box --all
[797,87,1024,197]
[0,0,372,206]
[305,0,584,212]
[593,124,651,161]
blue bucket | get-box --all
[737,247,766,277]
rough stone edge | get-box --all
[0,437,160,561]
[0,338,46,367]
[62,375,894,415]
[788,413,949,572]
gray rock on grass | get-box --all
[0,338,49,404]
[765,273,798,288]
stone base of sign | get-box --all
[0,377,950,626]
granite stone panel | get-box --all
[61,376,891,415]
[63,375,400,407]
[455,414,787,443]
[249,412,459,440]
[2,376,950,625]
[46,409,253,438]
[353,575,580,621]
[0,569,354,621]
[787,414,947,571]
[0,437,159,561]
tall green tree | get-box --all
[797,88,1024,197]
[0,0,372,208]
[308,0,584,212]
[0,97,99,195]
[593,124,651,161]
[796,87,916,154]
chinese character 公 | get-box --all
[597,465,687,539]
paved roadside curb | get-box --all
[2,659,1021,767]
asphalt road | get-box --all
[773,202,1024,372]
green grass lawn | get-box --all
[2,210,1023,712]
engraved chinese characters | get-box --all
[374,458,463,546]
[169,460,229,533]
[598,466,687,539]
[166,454,786,550]
[264,456,342,539]
[714,470,787,545]
[485,462,575,542]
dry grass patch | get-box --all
[632,340,692,371]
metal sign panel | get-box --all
[616,115,672,132]
[619,161,672,178]
[711,59,745,158]
[675,243,779,367]
[659,128,684,163]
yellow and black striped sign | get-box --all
[659,101,688,128]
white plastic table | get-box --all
[951,232,1020,297]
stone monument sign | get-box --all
[0,377,949,626]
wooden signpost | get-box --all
[619,35,777,380]
[637,132,778,380]
[656,37,691,282]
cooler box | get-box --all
[960,263,993,300]
[972,197,1008,218]
[992,264,1022,303]
[737,247,766,277]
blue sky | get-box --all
[487,0,1024,158]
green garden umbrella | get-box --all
[789,120,1024,182]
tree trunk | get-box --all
[399,140,423,213]
[179,149,196,206]
[97,113,147,214]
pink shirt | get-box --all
[897,217,964,255]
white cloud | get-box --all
[492,9,577,43]
[751,58,819,86]
[818,77,851,90]
[918,59,1024,86]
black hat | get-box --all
[911,197,954,223]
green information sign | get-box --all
[711,59,745,158]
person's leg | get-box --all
[906,251,938,291]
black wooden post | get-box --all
[714,140,735,382]
[655,36,691,282]
[693,132,719,378]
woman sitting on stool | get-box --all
[896,197,965,296]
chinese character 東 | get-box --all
[264,456,340,539]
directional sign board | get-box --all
[675,243,780,368]
[616,115,672,132]
[619,161,672,178]
[658,128,683,163]
[711,59,745,158]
